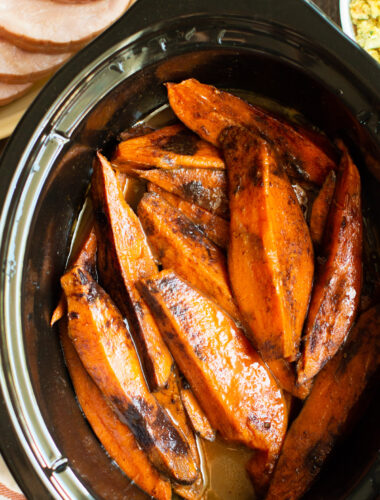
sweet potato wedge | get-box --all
[139,270,288,491]
[174,469,205,500]
[266,305,380,500]
[137,192,239,319]
[61,265,199,484]
[60,323,172,500]
[113,124,225,170]
[147,183,229,248]
[51,226,97,326]
[154,369,200,472]
[91,152,173,390]
[297,143,362,384]
[116,167,228,218]
[222,126,314,361]
[166,79,337,185]
[309,170,336,247]
[180,387,216,442]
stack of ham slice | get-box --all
[0,0,134,106]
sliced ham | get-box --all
[0,81,32,106]
[0,0,135,54]
[0,39,71,83]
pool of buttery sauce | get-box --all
[67,89,379,500]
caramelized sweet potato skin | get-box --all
[180,387,216,441]
[61,266,199,484]
[139,271,287,475]
[267,359,312,400]
[309,170,336,247]
[266,305,380,500]
[297,144,362,384]
[60,324,172,500]
[115,167,228,218]
[113,124,225,170]
[138,192,239,319]
[166,79,337,185]
[91,153,173,390]
[147,183,229,248]
[223,127,314,361]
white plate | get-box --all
[0,79,47,140]
[340,0,356,40]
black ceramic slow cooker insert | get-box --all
[0,0,379,498]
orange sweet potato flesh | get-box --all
[297,143,362,384]
[266,305,380,500]
[222,126,314,361]
[91,152,173,391]
[112,124,225,170]
[147,183,229,248]
[139,270,288,492]
[137,192,240,319]
[180,387,216,442]
[61,265,199,484]
[309,170,336,247]
[139,190,309,398]
[166,79,337,185]
[60,324,172,500]
[115,166,228,218]
[50,226,97,326]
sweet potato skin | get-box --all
[166,79,337,185]
[116,166,229,218]
[91,152,173,390]
[138,192,239,319]
[222,126,314,361]
[139,271,287,465]
[147,183,229,248]
[266,305,380,500]
[113,124,225,170]
[180,387,216,442]
[60,323,172,500]
[297,143,362,384]
[309,170,336,247]
[61,266,199,484]
[267,359,312,400]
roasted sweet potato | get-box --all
[266,305,380,500]
[113,124,225,170]
[137,192,239,319]
[154,369,200,472]
[51,171,130,328]
[61,265,199,484]
[267,359,312,400]
[91,152,173,390]
[60,323,172,500]
[116,167,228,218]
[180,387,216,442]
[222,126,314,361]
[297,143,362,384]
[51,226,97,326]
[309,170,336,247]
[174,467,205,500]
[147,183,229,248]
[166,79,337,185]
[139,270,287,492]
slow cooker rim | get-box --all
[0,0,380,498]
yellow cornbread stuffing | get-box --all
[350,0,380,62]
